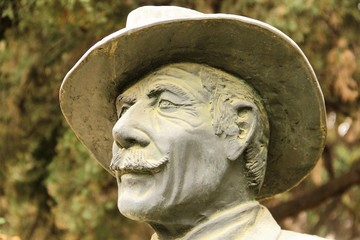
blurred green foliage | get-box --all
[1,0,359,239]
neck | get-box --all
[151,201,260,240]
[149,160,254,239]
[151,223,192,240]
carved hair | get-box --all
[155,63,270,195]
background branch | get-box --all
[269,159,360,221]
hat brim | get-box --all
[60,14,326,199]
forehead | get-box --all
[121,65,207,97]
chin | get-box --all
[117,189,166,222]
[118,203,143,221]
[118,202,166,222]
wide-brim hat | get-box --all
[60,6,326,199]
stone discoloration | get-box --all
[60,6,327,240]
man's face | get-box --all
[111,68,231,222]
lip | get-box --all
[117,172,156,185]
[115,169,160,183]
[121,172,149,179]
[115,168,161,177]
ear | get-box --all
[226,100,257,161]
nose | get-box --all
[112,103,151,149]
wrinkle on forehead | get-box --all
[118,63,211,103]
[152,64,209,98]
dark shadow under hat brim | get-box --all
[60,14,327,199]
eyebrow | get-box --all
[116,94,136,107]
[146,82,193,99]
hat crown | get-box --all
[126,6,203,28]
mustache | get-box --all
[109,149,169,176]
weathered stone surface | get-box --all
[60,6,327,240]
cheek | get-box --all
[164,137,228,203]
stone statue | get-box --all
[60,6,328,240]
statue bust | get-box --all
[60,6,327,240]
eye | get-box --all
[158,99,178,109]
[118,106,130,119]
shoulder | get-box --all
[278,230,329,240]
